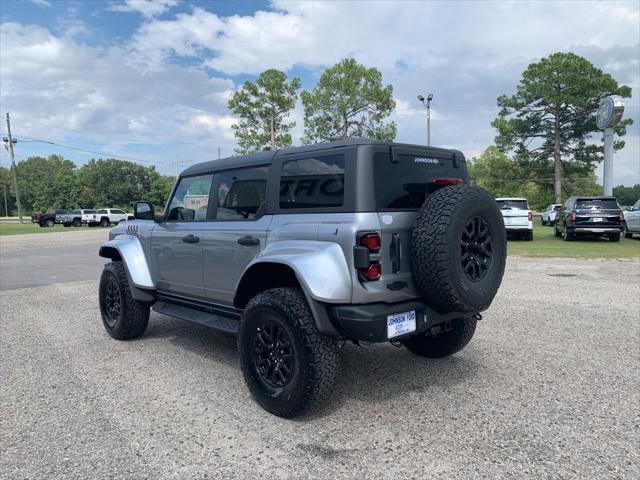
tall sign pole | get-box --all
[596,96,625,196]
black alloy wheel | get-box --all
[253,321,295,388]
[103,276,122,328]
[460,216,493,282]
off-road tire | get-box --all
[402,317,477,358]
[100,217,110,227]
[609,233,621,242]
[411,185,506,314]
[239,288,339,418]
[99,261,149,340]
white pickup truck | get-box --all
[84,208,130,227]
[496,197,533,241]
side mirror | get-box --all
[134,201,155,220]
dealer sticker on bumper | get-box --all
[387,310,417,339]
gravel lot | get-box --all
[1,230,639,479]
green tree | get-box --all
[613,184,640,206]
[15,155,78,212]
[228,69,301,154]
[492,52,632,203]
[301,58,396,143]
[0,166,14,215]
[147,170,176,210]
[77,159,156,209]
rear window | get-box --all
[496,200,529,210]
[279,154,344,209]
[84,210,96,214]
[374,152,462,210]
[576,198,619,209]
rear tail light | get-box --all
[360,233,381,252]
[431,177,464,187]
[355,232,381,282]
[620,211,625,221]
[528,212,533,222]
[360,263,381,281]
[569,211,576,222]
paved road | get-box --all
[1,230,639,479]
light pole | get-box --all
[596,96,625,196]
[418,93,434,146]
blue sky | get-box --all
[1,0,639,186]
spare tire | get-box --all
[411,185,506,313]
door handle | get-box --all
[237,236,260,246]
[182,234,200,244]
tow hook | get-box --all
[472,313,483,321]
[390,339,402,348]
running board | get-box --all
[153,301,240,334]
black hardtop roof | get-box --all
[180,139,463,176]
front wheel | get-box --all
[72,218,81,227]
[45,219,54,227]
[99,262,150,340]
[239,288,339,418]
[401,317,477,358]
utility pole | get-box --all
[3,189,7,217]
[5,113,23,223]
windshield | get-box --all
[496,200,529,210]
[576,199,619,210]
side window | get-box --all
[279,154,344,209]
[166,174,213,221]
[97,209,107,214]
[214,166,268,221]
[112,209,125,215]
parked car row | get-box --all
[32,208,133,228]
[496,196,639,242]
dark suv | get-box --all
[555,196,623,242]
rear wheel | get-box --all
[100,217,109,227]
[239,288,339,418]
[411,185,506,314]
[402,317,477,358]
[609,233,621,242]
[45,219,54,227]
[524,230,533,241]
[622,223,632,239]
[99,262,149,340]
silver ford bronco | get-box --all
[98,139,506,417]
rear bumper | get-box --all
[326,299,465,343]
[569,226,621,234]
[505,225,532,231]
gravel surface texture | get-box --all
[1,231,638,479]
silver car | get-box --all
[541,203,562,226]
[622,199,640,238]
[96,139,507,417]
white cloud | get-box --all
[0,22,235,172]
[2,1,639,185]
[110,0,179,19]
[28,0,51,7]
